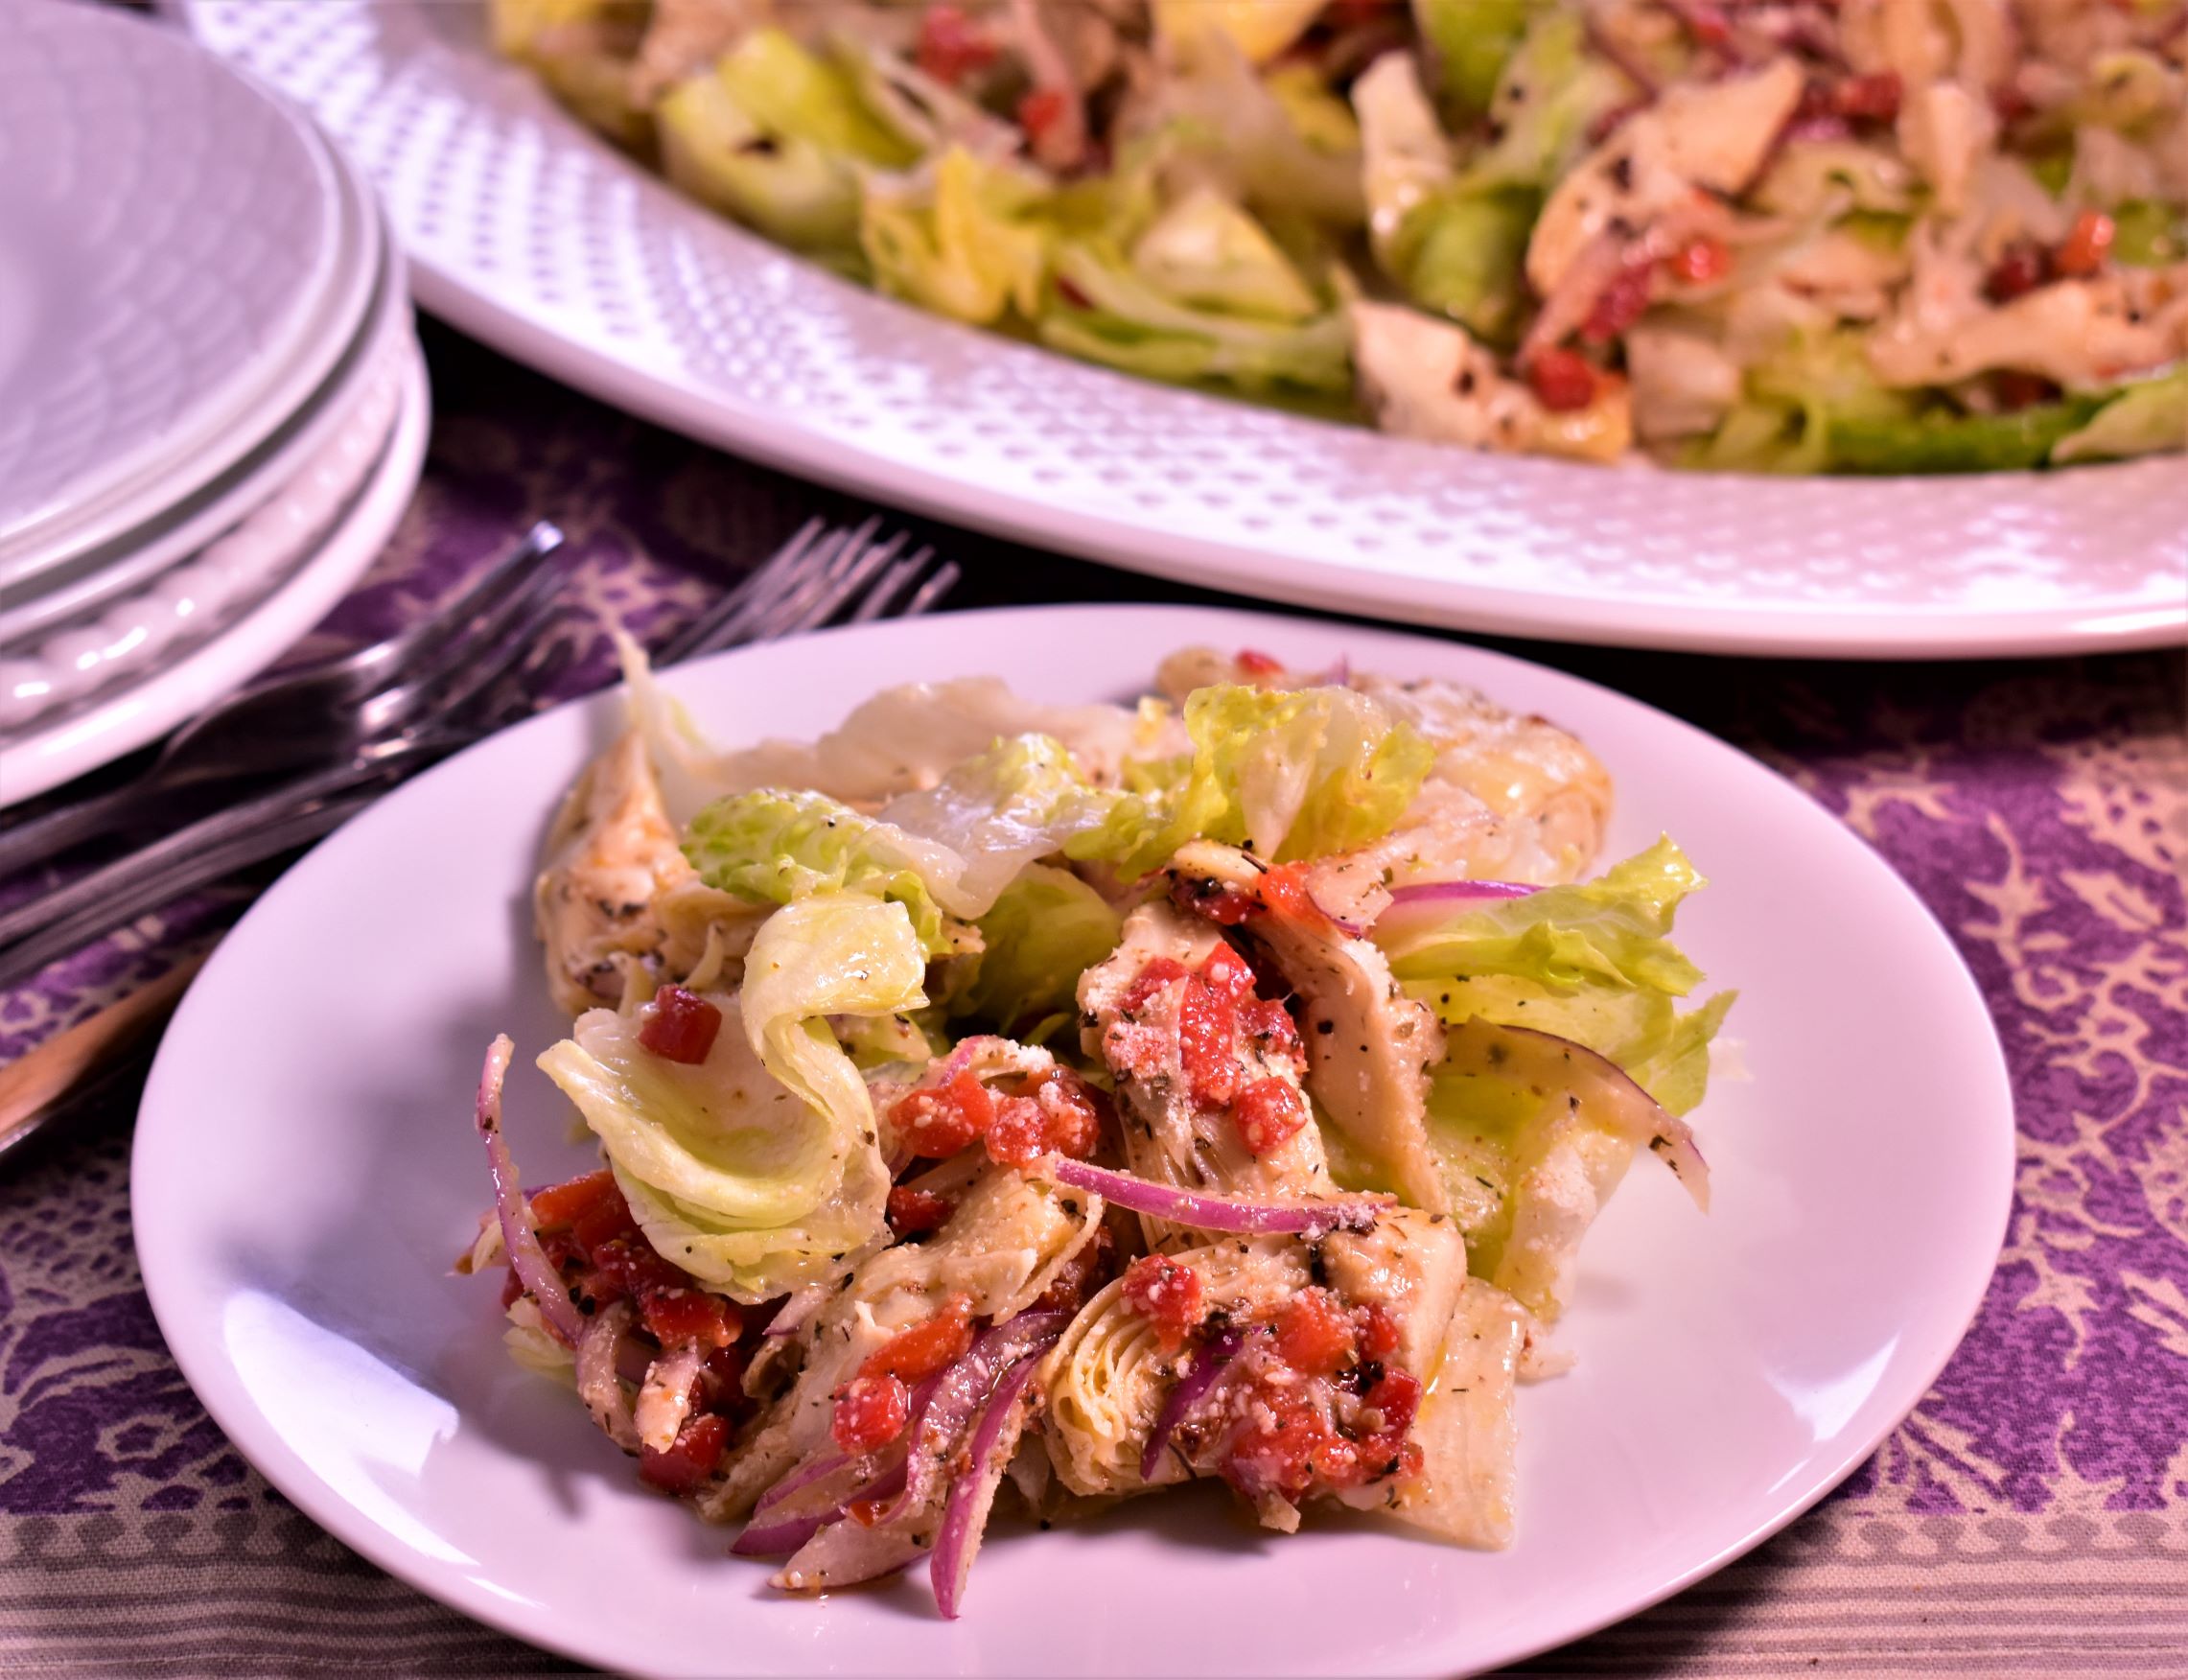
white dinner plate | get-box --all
[0,98,389,645]
[0,3,356,574]
[133,605,2014,1677]
[0,329,429,806]
[179,0,2187,660]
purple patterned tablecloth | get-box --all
[2,322,2183,1677]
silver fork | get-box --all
[0,521,572,879]
[0,526,958,995]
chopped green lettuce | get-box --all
[1071,682,1434,876]
[1830,395,2106,474]
[1129,190,1320,322]
[1039,240,1352,393]
[713,28,917,168]
[957,863,1124,1030]
[537,893,924,1298]
[861,147,1051,326]
[2051,367,2188,464]
[1413,0,1542,117]
[2113,199,2187,267]
[1378,837,1733,1115]
[683,788,967,956]
[657,72,863,254]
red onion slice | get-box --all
[732,1458,910,1558]
[1139,1326,1248,1482]
[930,1352,1043,1621]
[879,1309,1068,1528]
[1385,878,1540,905]
[1044,1157,1389,1238]
[473,1036,581,1346]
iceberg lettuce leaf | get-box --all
[1072,683,1434,876]
[958,863,1124,1030]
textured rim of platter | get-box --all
[0,12,379,589]
[0,145,393,649]
[0,321,428,807]
[132,604,2014,1676]
[176,0,2188,660]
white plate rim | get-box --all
[130,602,2016,1676]
[0,315,428,806]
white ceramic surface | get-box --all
[180,0,2187,659]
[0,321,409,729]
[133,605,2014,1677]
[0,338,430,807]
[0,123,390,645]
[0,3,349,570]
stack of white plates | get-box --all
[0,1,431,807]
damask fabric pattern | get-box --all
[2,327,2183,1677]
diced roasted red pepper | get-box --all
[886,1184,956,1236]
[1274,1289,1357,1379]
[1121,1254,1203,1351]
[1199,941,1257,1002]
[915,3,997,84]
[984,1093,1049,1166]
[1222,1392,1325,1502]
[590,1235,690,1307]
[1580,260,1654,344]
[1362,1366,1423,1438]
[1121,955,1190,1014]
[1355,1301,1403,1363]
[527,1169,620,1232]
[1178,975,1241,1107]
[860,1295,974,1386]
[1034,1222,1115,1316]
[700,1342,749,1410]
[1833,71,1901,123]
[1017,86,1068,143]
[892,1069,996,1158]
[1526,347,1600,413]
[1172,873,1258,923]
[1664,235,1731,286]
[1255,861,1319,923]
[1231,1077,1310,1155]
[2055,209,2114,278]
[639,1412,729,1494]
[640,1287,742,1349]
[830,1373,910,1453]
[1986,242,2050,303]
[1240,997,1301,1064]
[637,986,721,1064]
[570,1184,641,1258]
[1023,1066,1108,1160]
[1235,648,1285,676]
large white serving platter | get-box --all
[181,0,2188,659]
[134,605,2014,1676]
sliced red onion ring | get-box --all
[931,1352,1043,1621]
[754,1450,850,1516]
[1445,1017,1711,1210]
[1043,1157,1389,1238]
[879,1309,1068,1528]
[1139,1326,1248,1482]
[732,1458,910,1558]
[1385,878,1539,905]
[474,1036,581,1346]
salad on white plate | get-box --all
[490,0,2187,472]
[462,641,1734,1619]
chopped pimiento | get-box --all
[893,1070,997,1158]
[2055,211,2114,279]
[830,1373,911,1454]
[1526,348,1599,413]
[1231,1078,1311,1156]
[887,1185,956,1236]
[1274,1289,1356,1379]
[861,1295,974,1385]
[637,986,720,1064]
[1121,1254,1204,1351]
[1177,975,1242,1108]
